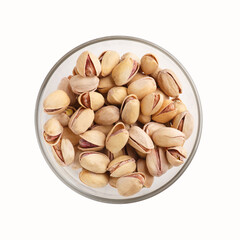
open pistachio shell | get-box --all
[128,126,154,154]
[121,52,140,64]
[146,147,170,177]
[79,152,110,173]
[52,139,75,166]
[155,88,169,100]
[69,75,99,94]
[76,51,101,77]
[68,107,94,135]
[140,53,159,75]
[106,122,129,153]
[107,87,128,105]
[141,92,163,116]
[127,76,157,100]
[112,57,139,86]
[97,76,116,93]
[70,147,82,169]
[43,118,63,146]
[152,127,185,147]
[78,92,104,111]
[107,155,136,177]
[105,148,126,161]
[109,177,119,188]
[127,72,146,86]
[94,105,120,126]
[57,77,77,105]
[157,69,182,97]
[99,50,120,77]
[116,172,145,196]
[55,106,75,127]
[138,114,151,124]
[62,127,80,146]
[43,90,70,115]
[152,99,178,123]
[137,159,154,188]
[172,111,194,139]
[166,146,187,166]
[120,94,140,125]
[91,124,113,136]
[173,98,187,115]
[79,169,109,188]
[143,122,166,137]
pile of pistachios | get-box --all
[42,50,194,197]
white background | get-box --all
[0,0,239,239]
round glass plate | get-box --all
[35,36,202,203]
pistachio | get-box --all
[107,87,128,105]
[172,111,194,139]
[76,51,101,77]
[140,53,159,75]
[79,169,109,188]
[62,127,80,146]
[70,75,99,94]
[43,90,70,115]
[116,172,145,196]
[112,57,139,86]
[78,92,104,111]
[146,147,170,177]
[52,139,75,166]
[99,50,120,77]
[135,149,147,159]
[72,66,79,76]
[120,94,140,125]
[43,118,63,145]
[137,159,154,188]
[128,126,154,154]
[106,148,126,161]
[107,155,136,177]
[173,98,187,115]
[94,105,120,126]
[79,152,110,173]
[141,92,163,116]
[127,72,146,86]
[143,122,166,137]
[106,122,129,153]
[152,127,185,147]
[138,114,151,124]
[97,76,116,93]
[150,67,162,80]
[152,99,178,123]
[68,107,94,135]
[78,130,106,151]
[157,69,182,97]
[109,177,119,188]
[155,88,169,100]
[125,144,139,161]
[55,106,76,127]
[127,76,157,100]
[166,146,187,166]
[71,147,82,169]
[57,77,77,105]
[91,124,113,136]
[121,52,140,64]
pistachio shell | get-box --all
[107,155,136,177]
[94,105,120,126]
[128,126,154,154]
[69,75,99,94]
[152,127,185,147]
[140,54,159,75]
[109,177,119,188]
[146,147,170,177]
[137,114,151,124]
[78,130,106,151]
[155,88,169,100]
[141,92,163,116]
[125,144,138,161]
[78,92,104,111]
[107,87,128,105]
[43,90,70,115]
[137,159,154,188]
[70,147,82,169]
[152,99,178,123]
[62,127,80,146]
[120,94,140,125]
[135,149,147,159]
[79,169,109,188]
[99,50,120,77]
[173,98,187,115]
[55,106,75,127]
[97,76,116,93]
[166,146,187,166]
[127,72,146,86]
[57,77,77,105]
[112,57,139,86]
[157,69,182,97]
[116,172,145,196]
[105,148,126,161]
[79,152,110,173]
[143,122,166,137]
[68,108,94,135]
[127,77,157,100]
[106,122,129,153]
[91,124,113,136]
[172,111,194,139]
[43,118,63,145]
[76,51,101,77]
[121,52,140,64]
[150,67,162,80]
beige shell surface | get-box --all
[140,54,159,75]
[141,92,163,116]
[166,146,187,167]
[97,76,116,93]
[137,114,151,124]
[70,147,82,169]
[137,159,154,188]
[79,130,106,148]
[109,177,119,188]
[143,122,166,137]
[91,124,113,136]
[107,87,128,105]
[94,106,120,125]
[61,139,75,166]
[127,72,146,86]
[62,127,80,146]
[78,92,104,111]
[121,52,140,64]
